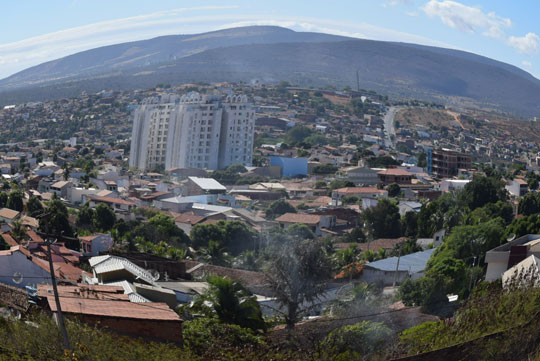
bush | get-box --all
[320,321,391,358]
[183,318,263,355]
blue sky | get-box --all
[1,0,539,79]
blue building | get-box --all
[270,156,308,177]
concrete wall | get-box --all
[270,156,308,177]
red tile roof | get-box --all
[377,168,412,176]
[275,213,321,225]
[47,297,181,321]
[334,187,387,195]
[89,196,136,206]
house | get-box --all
[345,167,380,186]
[275,213,336,236]
[502,255,540,287]
[0,208,20,223]
[332,187,388,205]
[441,179,471,192]
[360,248,436,286]
[485,234,540,281]
[0,246,51,288]
[269,156,308,177]
[39,285,182,343]
[377,168,412,186]
[80,233,113,256]
[183,177,226,196]
[506,178,529,197]
[87,196,136,214]
[398,201,423,216]
[50,180,72,198]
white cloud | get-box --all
[422,0,511,39]
[522,60,532,68]
[508,33,540,55]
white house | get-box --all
[80,233,113,257]
[485,234,540,282]
[441,179,471,192]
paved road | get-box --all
[383,106,400,149]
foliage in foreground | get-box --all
[399,280,540,357]
[319,321,391,360]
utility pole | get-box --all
[45,237,71,351]
[468,256,477,294]
[393,245,402,288]
[36,212,73,351]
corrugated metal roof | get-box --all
[90,255,156,285]
[105,281,151,303]
[188,177,226,191]
[47,296,179,320]
[364,248,436,274]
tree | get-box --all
[190,220,257,255]
[344,227,366,243]
[361,198,401,238]
[320,321,391,358]
[26,196,44,217]
[7,190,23,212]
[387,183,401,198]
[518,193,540,216]
[92,203,116,231]
[76,204,95,230]
[186,276,266,331]
[401,211,418,237]
[39,198,74,238]
[198,240,231,266]
[286,223,315,240]
[134,214,189,247]
[227,164,248,173]
[285,126,313,145]
[265,199,296,219]
[0,192,8,208]
[265,238,331,329]
[460,176,507,210]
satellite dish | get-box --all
[507,234,516,243]
[12,272,23,284]
[149,270,160,281]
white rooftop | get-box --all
[188,177,226,191]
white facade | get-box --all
[130,92,255,171]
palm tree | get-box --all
[189,276,266,331]
[198,241,231,266]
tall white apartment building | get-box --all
[129,92,255,171]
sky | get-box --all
[1,0,539,79]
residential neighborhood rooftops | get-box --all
[188,176,226,191]
[0,208,20,220]
[377,168,412,176]
[364,248,436,273]
[275,213,321,225]
[47,296,180,321]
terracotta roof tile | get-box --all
[275,213,321,225]
[47,297,181,321]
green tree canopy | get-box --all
[265,199,296,219]
[361,198,401,238]
[7,190,23,212]
[26,196,44,217]
[186,275,266,331]
[459,176,507,210]
[92,203,116,231]
[387,183,401,198]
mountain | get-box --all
[1,26,540,116]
